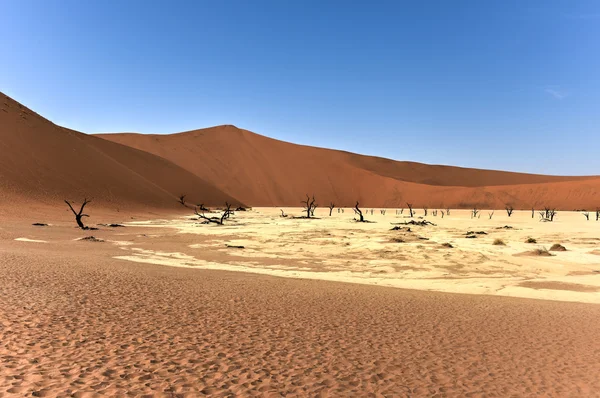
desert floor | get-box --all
[119,208,600,303]
[1,207,600,396]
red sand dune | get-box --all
[2,92,598,210]
[0,93,242,210]
[98,126,600,209]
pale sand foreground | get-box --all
[1,210,600,396]
[121,208,600,303]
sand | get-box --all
[0,92,241,209]
[3,92,600,395]
[115,208,600,304]
[97,126,600,209]
[2,208,600,396]
[4,90,600,210]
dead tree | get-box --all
[196,203,209,211]
[432,209,438,217]
[446,208,450,216]
[544,207,557,221]
[178,194,187,206]
[195,202,232,225]
[406,203,414,218]
[380,209,386,215]
[583,212,590,221]
[329,202,335,216]
[597,208,600,221]
[65,199,91,229]
[301,194,317,218]
[223,205,233,220]
[423,207,428,217]
[471,208,479,219]
[280,209,288,218]
[440,210,445,218]
[488,211,494,220]
[539,208,557,222]
[505,205,514,217]
[531,208,535,218]
[354,201,366,222]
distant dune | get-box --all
[2,92,598,210]
[0,93,242,210]
[97,126,600,209]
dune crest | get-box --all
[98,126,600,209]
[0,93,242,209]
[3,91,599,210]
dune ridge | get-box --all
[98,126,600,209]
[0,92,242,210]
[2,91,599,210]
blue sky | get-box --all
[1,1,599,175]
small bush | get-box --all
[525,237,537,244]
[441,242,453,248]
[493,238,506,246]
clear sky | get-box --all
[1,1,599,175]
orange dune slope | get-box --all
[98,126,600,209]
[0,93,242,209]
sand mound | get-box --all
[549,243,567,252]
[516,248,554,257]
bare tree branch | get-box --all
[406,203,414,218]
[354,201,366,222]
[301,194,317,218]
[65,198,91,229]
[195,202,232,225]
[583,212,590,221]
